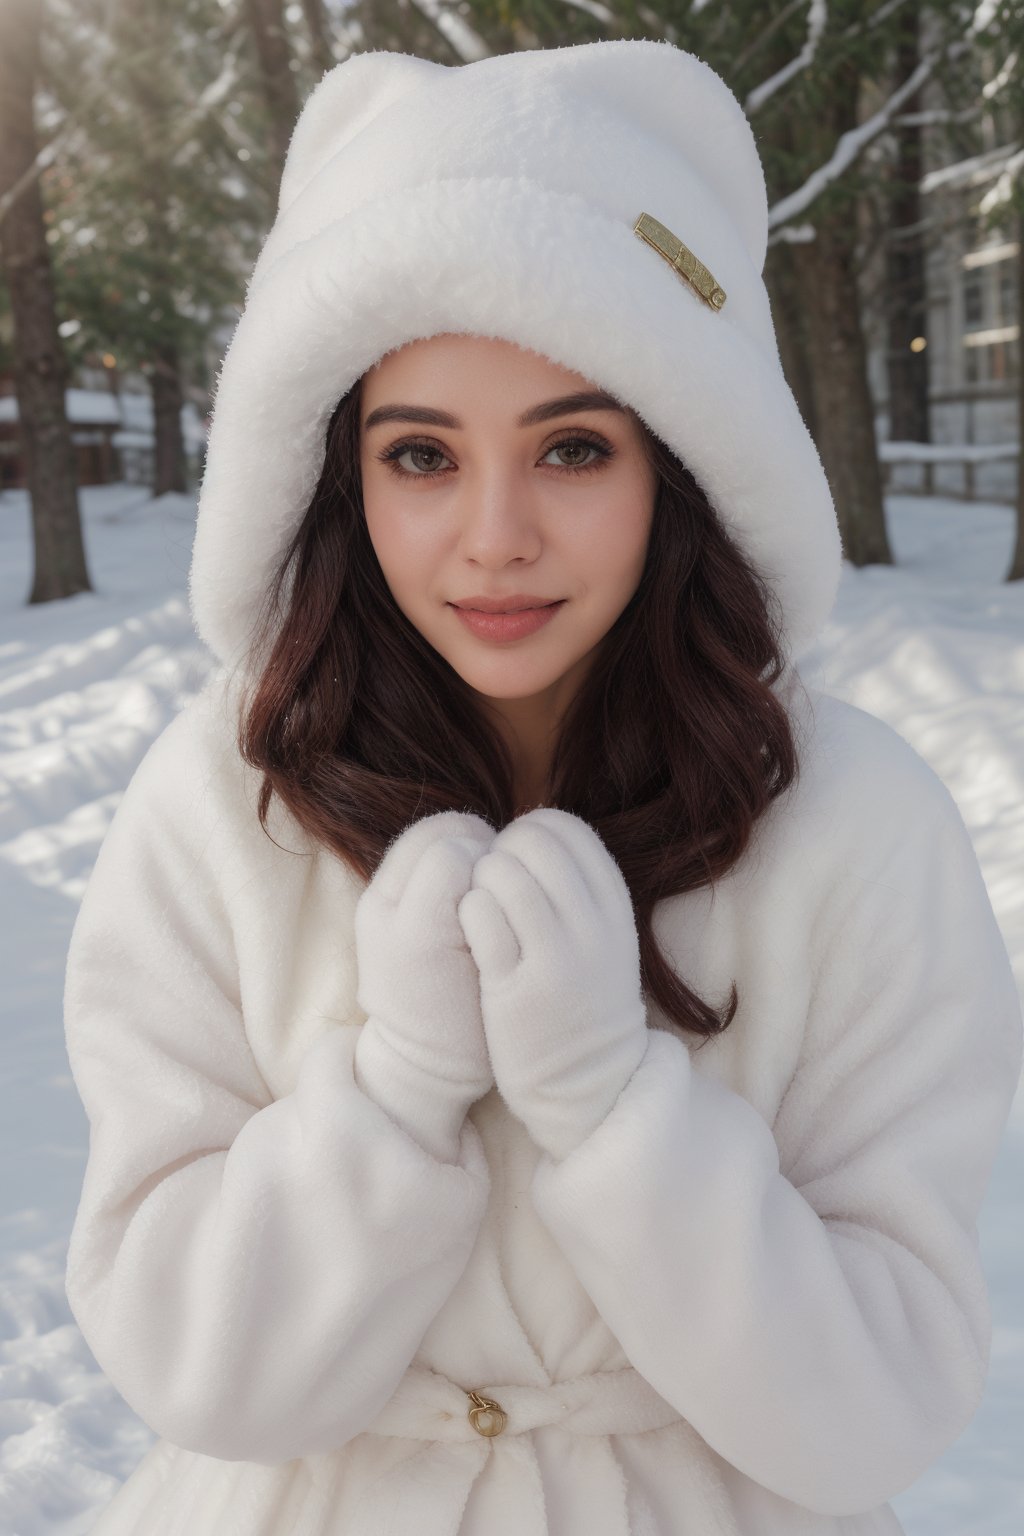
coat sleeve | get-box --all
[529,722,1022,1517]
[62,692,491,1464]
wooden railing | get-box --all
[879,440,1019,503]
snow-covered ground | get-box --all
[0,481,1021,1535]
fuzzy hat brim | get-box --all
[189,174,841,671]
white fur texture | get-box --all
[188,39,842,672]
[352,810,496,1164]
[69,39,1019,1536]
[459,806,651,1161]
[65,669,1022,1532]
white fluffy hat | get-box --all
[189,38,842,671]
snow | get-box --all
[0,481,1021,1535]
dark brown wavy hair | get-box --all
[235,372,801,1045]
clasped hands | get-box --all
[353,809,650,1164]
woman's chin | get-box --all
[465,672,564,704]
[446,653,573,703]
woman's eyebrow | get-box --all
[362,391,626,432]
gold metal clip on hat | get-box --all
[633,212,726,312]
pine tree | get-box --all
[0,0,91,603]
[975,0,1023,579]
[43,0,269,493]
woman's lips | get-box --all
[450,600,565,642]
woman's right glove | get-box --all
[353,810,497,1164]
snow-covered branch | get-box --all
[746,0,828,114]
[637,5,679,42]
[732,1,807,78]
[0,137,61,231]
[983,50,1019,101]
[979,146,1024,215]
[840,0,915,41]
[892,107,983,125]
[920,140,1021,194]
[767,34,973,231]
[766,222,817,247]
[746,0,921,115]
[198,40,245,114]
[408,0,491,63]
[555,0,617,23]
[0,0,121,230]
[167,36,248,169]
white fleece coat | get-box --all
[63,663,1022,1535]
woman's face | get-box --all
[359,333,657,706]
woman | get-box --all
[63,37,1021,1536]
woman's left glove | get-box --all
[457,807,650,1161]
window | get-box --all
[989,338,1015,382]
[961,240,1020,385]
[963,272,984,327]
[963,335,1020,384]
[998,264,1017,326]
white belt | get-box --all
[364,1361,683,1442]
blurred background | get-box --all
[2,0,1022,565]
[0,4,1021,1534]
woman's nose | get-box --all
[456,472,543,566]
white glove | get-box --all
[353,810,497,1164]
[457,807,650,1161]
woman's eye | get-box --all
[380,442,452,478]
[376,433,613,481]
[543,437,609,472]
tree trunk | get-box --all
[787,50,893,569]
[0,0,91,604]
[245,0,299,188]
[884,0,929,444]
[301,0,335,76]
[1008,199,1024,580]
[764,237,820,445]
[790,208,894,566]
[151,341,187,495]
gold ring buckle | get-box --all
[466,1389,507,1437]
